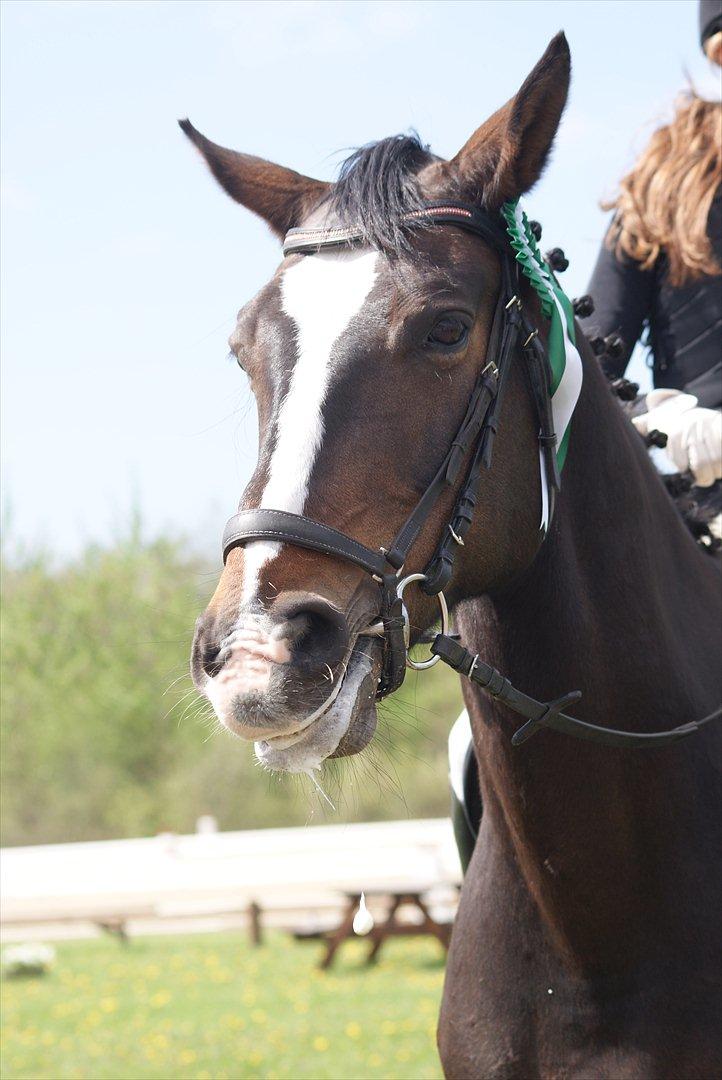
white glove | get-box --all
[632,389,722,488]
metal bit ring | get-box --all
[397,573,450,670]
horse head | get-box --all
[185,33,571,775]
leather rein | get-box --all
[221,202,722,750]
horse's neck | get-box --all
[461,354,722,970]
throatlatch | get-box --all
[222,199,722,750]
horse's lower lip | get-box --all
[254,641,381,771]
[262,635,377,749]
[263,719,322,750]
[261,675,347,750]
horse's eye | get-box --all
[428,316,469,348]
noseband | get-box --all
[221,203,722,750]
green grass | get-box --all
[1,931,446,1079]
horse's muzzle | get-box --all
[191,592,353,740]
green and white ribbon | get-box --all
[502,199,583,531]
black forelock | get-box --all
[329,133,438,253]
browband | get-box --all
[283,202,509,257]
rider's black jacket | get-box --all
[587,188,722,409]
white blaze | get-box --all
[241,248,378,605]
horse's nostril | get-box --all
[200,640,223,680]
[272,594,350,669]
[192,614,228,683]
[272,616,312,650]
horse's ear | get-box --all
[179,119,329,238]
[449,32,570,207]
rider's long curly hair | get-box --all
[604,90,722,287]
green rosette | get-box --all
[501,199,581,470]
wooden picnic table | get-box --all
[320,888,453,969]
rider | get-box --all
[449,0,722,873]
[587,0,722,511]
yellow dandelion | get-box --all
[312,1035,330,1052]
[381,1019,397,1034]
[178,1048,197,1065]
[345,1021,362,1039]
[221,1014,245,1030]
[211,969,232,983]
[150,990,172,1008]
[250,1008,267,1025]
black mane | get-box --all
[330,133,437,252]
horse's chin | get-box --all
[254,641,381,774]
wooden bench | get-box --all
[316,888,455,969]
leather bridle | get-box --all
[221,202,722,749]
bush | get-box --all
[1,530,462,846]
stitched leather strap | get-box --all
[283,202,510,257]
[521,314,561,497]
[420,258,522,594]
[222,509,394,578]
[432,634,720,749]
[379,578,407,697]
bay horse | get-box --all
[182,33,722,1079]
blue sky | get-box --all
[1,0,717,558]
